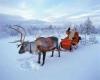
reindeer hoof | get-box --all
[58,55,60,57]
[50,55,53,57]
[41,63,44,66]
[37,61,40,64]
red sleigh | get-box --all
[60,32,81,51]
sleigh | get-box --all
[60,32,81,51]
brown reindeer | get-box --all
[10,25,60,66]
[34,36,60,65]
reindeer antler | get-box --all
[14,25,26,42]
[9,25,26,44]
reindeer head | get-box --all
[18,41,30,54]
[9,25,31,54]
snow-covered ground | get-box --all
[0,35,100,80]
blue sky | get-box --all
[0,0,100,22]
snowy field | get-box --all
[0,35,100,80]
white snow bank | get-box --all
[0,35,100,80]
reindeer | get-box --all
[34,36,60,65]
[10,25,60,66]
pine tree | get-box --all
[80,17,96,45]
[84,17,95,35]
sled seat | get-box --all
[60,38,72,49]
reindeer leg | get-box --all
[41,52,46,66]
[57,45,60,57]
[51,50,54,57]
[69,46,72,52]
[37,52,41,64]
[58,47,60,57]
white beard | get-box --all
[69,30,75,40]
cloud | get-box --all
[0,5,36,20]
[68,9,100,19]
[0,0,47,20]
[42,3,78,21]
[0,0,100,23]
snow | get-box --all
[0,35,100,80]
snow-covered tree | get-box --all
[84,17,95,35]
[79,18,97,45]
